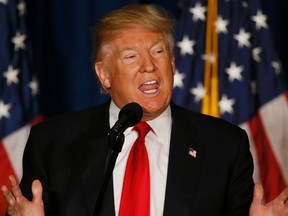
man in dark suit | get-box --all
[2,4,288,216]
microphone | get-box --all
[108,102,143,142]
[93,102,142,216]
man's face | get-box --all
[96,27,175,121]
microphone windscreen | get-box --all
[118,102,143,127]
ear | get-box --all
[94,61,111,89]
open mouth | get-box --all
[139,80,159,94]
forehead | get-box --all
[99,27,171,61]
[112,27,166,49]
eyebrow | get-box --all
[118,39,166,54]
[150,39,166,48]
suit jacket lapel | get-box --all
[68,101,115,216]
[80,136,115,216]
[163,104,204,216]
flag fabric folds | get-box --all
[0,0,42,213]
[173,0,288,202]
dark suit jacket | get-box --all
[20,101,254,216]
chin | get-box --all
[142,103,167,118]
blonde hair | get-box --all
[91,4,175,62]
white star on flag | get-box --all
[201,53,216,63]
[216,16,229,34]
[174,70,185,89]
[190,82,205,102]
[11,31,26,50]
[0,100,12,119]
[251,10,268,29]
[189,2,207,22]
[233,28,251,48]
[241,1,248,8]
[18,1,27,16]
[29,77,40,95]
[0,0,8,4]
[219,95,235,114]
[176,35,196,56]
[250,81,257,95]
[3,65,20,85]
[252,47,262,62]
[271,61,282,75]
[225,62,244,82]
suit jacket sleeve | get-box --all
[224,129,254,215]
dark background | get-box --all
[26,0,288,118]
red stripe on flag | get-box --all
[0,141,18,216]
[30,115,43,127]
[248,114,287,202]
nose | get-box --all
[140,53,156,73]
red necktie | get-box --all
[118,122,151,216]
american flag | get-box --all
[173,0,288,202]
[188,147,197,158]
[0,0,42,213]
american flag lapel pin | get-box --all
[188,147,197,158]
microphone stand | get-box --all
[93,133,125,216]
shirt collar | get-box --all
[109,100,172,140]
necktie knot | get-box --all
[133,122,151,139]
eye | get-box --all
[121,51,139,64]
[155,49,164,54]
[151,45,166,57]
[124,54,137,59]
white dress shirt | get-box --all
[110,101,172,216]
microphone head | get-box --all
[118,102,143,127]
